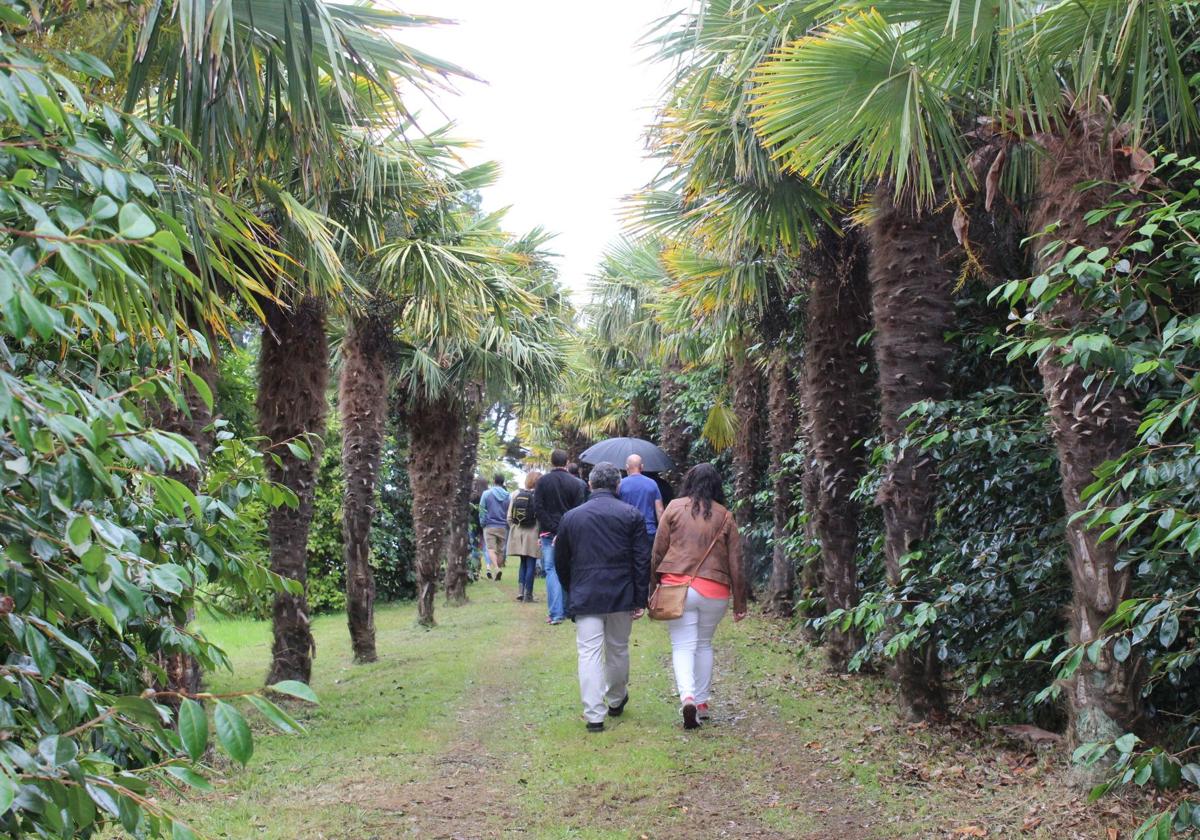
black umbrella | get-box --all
[579,437,675,473]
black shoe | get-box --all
[486,571,493,580]
[607,693,629,717]
[516,594,525,602]
[682,702,700,730]
[586,721,605,733]
[496,570,502,581]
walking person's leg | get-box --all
[602,612,633,711]
[541,536,565,623]
[484,528,506,581]
[521,556,536,601]
[516,555,528,600]
[692,592,729,707]
[575,615,607,729]
[667,590,703,726]
[480,527,495,578]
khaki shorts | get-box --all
[484,527,508,567]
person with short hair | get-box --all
[532,449,586,624]
[651,463,747,730]
[619,454,664,537]
[479,473,510,581]
[567,462,590,500]
[555,461,651,732]
[507,470,542,602]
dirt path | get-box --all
[182,584,1149,839]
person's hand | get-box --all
[631,609,645,620]
[733,611,747,623]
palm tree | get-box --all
[752,5,972,715]
[763,344,799,617]
[335,132,469,661]
[587,238,693,484]
[751,0,1199,736]
[382,205,569,626]
[644,0,872,615]
[122,1,469,683]
[801,229,875,669]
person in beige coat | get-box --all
[507,471,542,602]
[651,463,747,729]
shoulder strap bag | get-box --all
[648,511,730,621]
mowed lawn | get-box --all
[172,582,1145,840]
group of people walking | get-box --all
[477,450,746,731]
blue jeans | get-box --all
[541,536,566,621]
[517,556,536,596]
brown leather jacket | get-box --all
[651,498,746,614]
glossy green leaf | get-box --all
[268,680,319,704]
[177,699,207,762]
[213,701,252,765]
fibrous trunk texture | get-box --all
[797,388,823,638]
[805,230,875,671]
[627,393,653,440]
[564,427,591,467]
[658,361,691,489]
[444,392,482,605]
[869,192,958,719]
[731,352,766,589]
[1029,117,1142,753]
[763,348,799,617]
[153,345,217,699]
[408,392,465,626]
[339,315,390,664]
[258,296,328,684]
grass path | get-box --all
[178,581,1143,839]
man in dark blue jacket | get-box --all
[555,461,651,732]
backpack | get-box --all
[511,489,534,527]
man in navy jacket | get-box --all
[555,461,651,732]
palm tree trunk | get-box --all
[627,393,652,439]
[731,350,766,589]
[408,391,464,626]
[805,230,875,671]
[444,390,482,605]
[658,360,691,489]
[153,345,217,699]
[258,296,328,684]
[869,191,958,718]
[763,347,799,617]
[1028,118,1143,750]
[797,388,823,637]
[339,314,390,664]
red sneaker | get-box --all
[697,703,710,720]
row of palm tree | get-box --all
[50,2,569,680]
[574,0,1197,763]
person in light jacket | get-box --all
[651,463,747,730]
[479,473,510,581]
[507,471,542,602]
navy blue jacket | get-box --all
[555,489,652,618]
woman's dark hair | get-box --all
[679,463,726,519]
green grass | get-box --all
[168,582,1140,840]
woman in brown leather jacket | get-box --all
[650,463,747,729]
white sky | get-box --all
[401,2,678,301]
